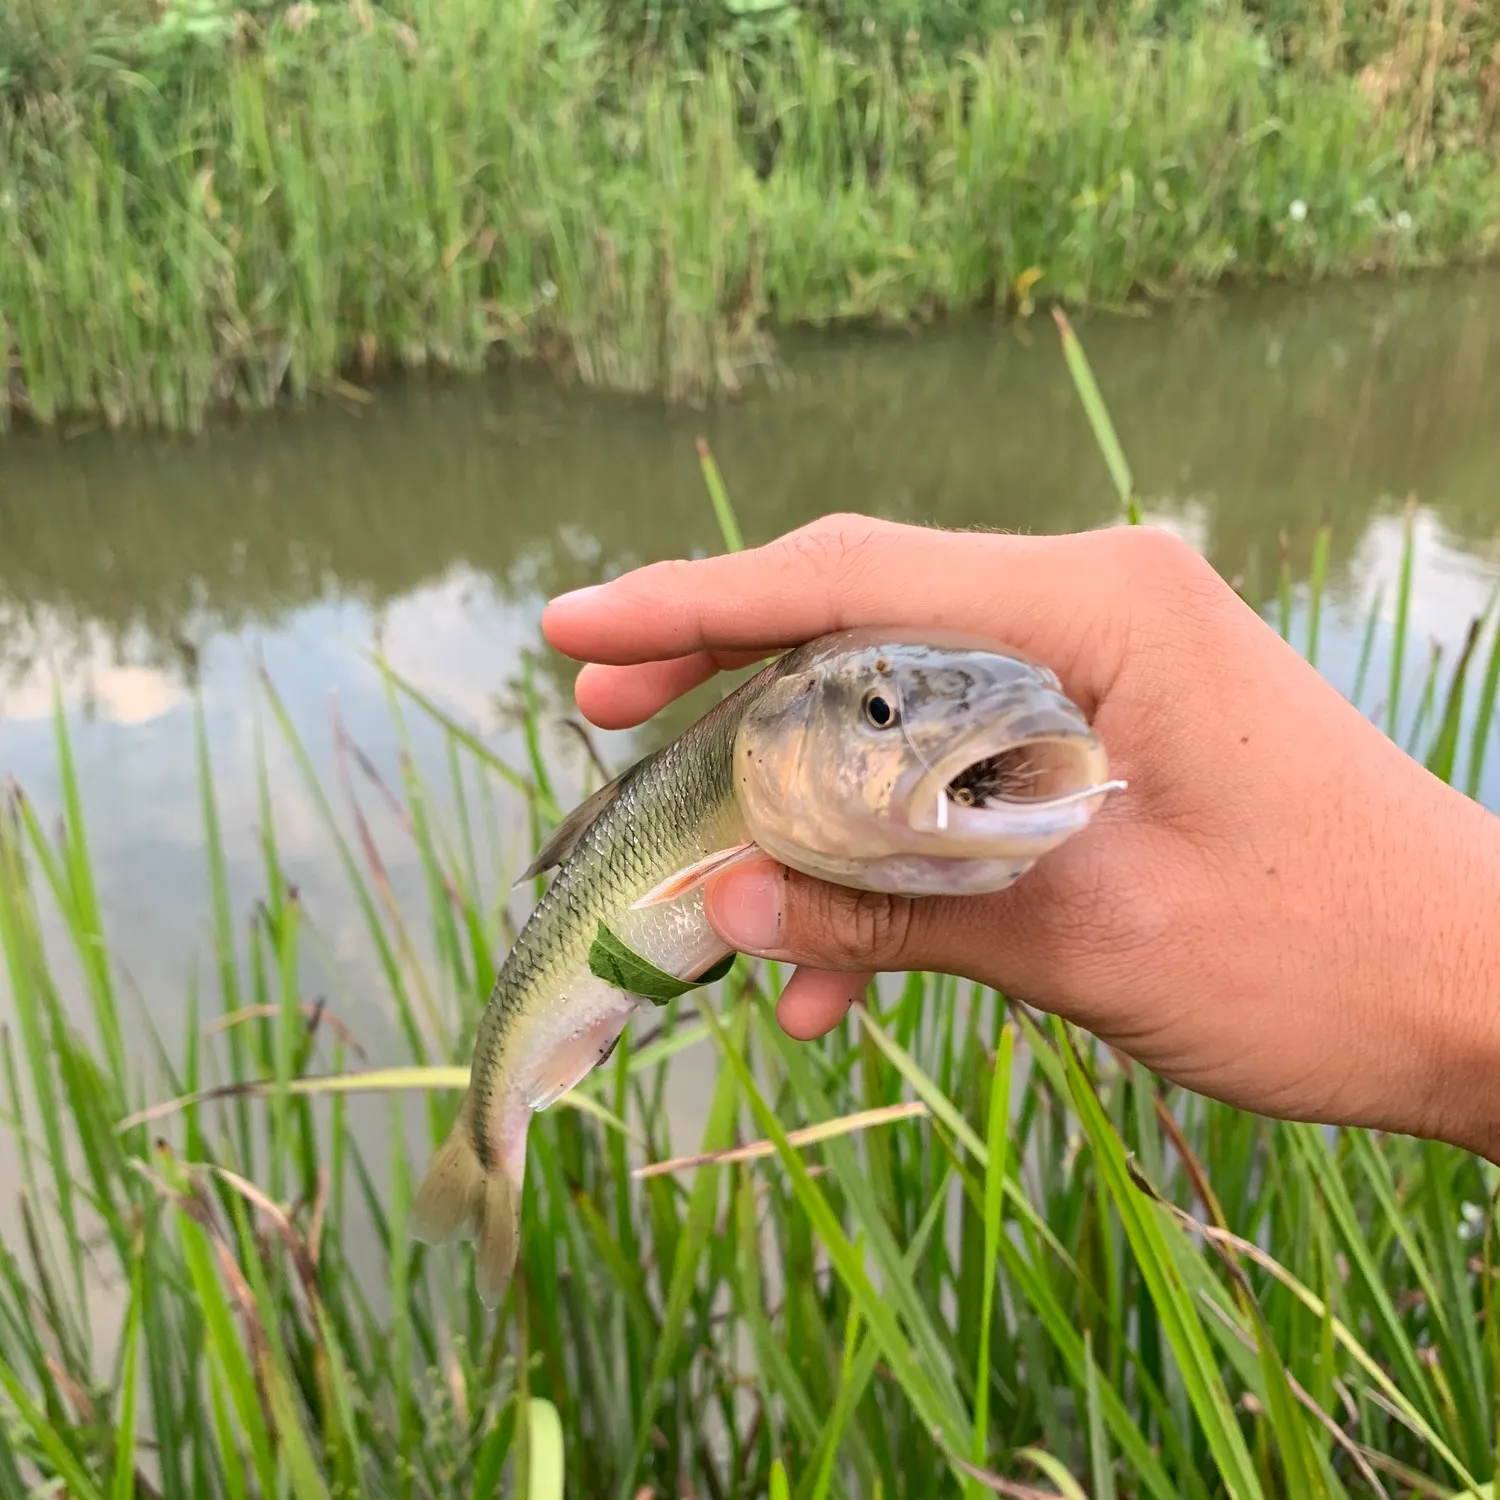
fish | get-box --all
[408,625,1125,1307]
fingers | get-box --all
[775,967,873,1040]
[574,657,717,729]
[573,650,769,729]
[540,512,1194,716]
[700,833,1125,1048]
[698,848,1094,1000]
[540,513,936,664]
[704,858,967,981]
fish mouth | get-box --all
[907,718,1125,851]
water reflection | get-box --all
[0,269,1498,1072]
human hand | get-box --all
[542,514,1500,1159]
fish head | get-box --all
[732,626,1122,896]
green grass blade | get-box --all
[619,991,749,1499]
[1388,497,1417,736]
[1306,521,1331,669]
[1053,1021,1264,1499]
[364,652,534,799]
[968,1021,1013,1497]
[769,1457,792,1500]
[1085,1330,1119,1500]
[0,1354,104,1500]
[109,1258,144,1500]
[1016,1447,1091,1500]
[1352,582,1385,712]
[0,817,86,1310]
[527,1398,565,1500]
[1053,308,1137,521]
[700,997,971,1476]
[1277,531,1293,642]
[1464,598,1500,799]
[1425,614,1482,783]
[1139,1159,1482,1490]
[697,437,745,552]
[1287,1123,1445,1434]
[852,1005,983,1160]
[49,684,126,1093]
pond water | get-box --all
[1,268,1499,1222]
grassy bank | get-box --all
[3,0,1500,430]
[4,326,1500,1498]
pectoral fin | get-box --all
[629,843,761,909]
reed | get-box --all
[0,316,1498,1498]
[4,0,1500,432]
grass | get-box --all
[5,0,1500,431]
[3,315,1500,1498]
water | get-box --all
[1,269,1499,1205]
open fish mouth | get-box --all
[909,730,1126,846]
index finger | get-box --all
[543,513,928,665]
[571,650,769,729]
[541,511,1142,709]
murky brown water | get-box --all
[1,268,1499,1212]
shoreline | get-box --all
[5,258,1498,447]
[19,266,1494,442]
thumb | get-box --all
[703,858,931,974]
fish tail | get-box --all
[411,1111,524,1310]
[475,1171,522,1310]
[411,1115,488,1246]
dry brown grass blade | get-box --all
[946,1450,1079,1498]
[1196,1292,1390,1498]
[116,1066,472,1132]
[632,1100,929,1178]
[340,717,466,913]
[205,1002,369,1062]
[207,1165,322,1307]
[329,692,444,1042]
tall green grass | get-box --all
[2,316,1500,1498]
[4,0,1500,432]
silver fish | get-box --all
[409,627,1124,1306]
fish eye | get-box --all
[862,689,898,729]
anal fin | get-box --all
[524,1005,638,1113]
[597,1028,624,1070]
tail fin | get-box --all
[411,1115,523,1310]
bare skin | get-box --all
[541,514,1500,1164]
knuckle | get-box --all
[784,515,874,565]
[794,876,916,967]
[1107,523,1207,584]
[1098,524,1231,646]
[626,555,700,597]
[847,889,913,958]
[771,514,897,629]
[782,513,896,576]
[799,511,889,545]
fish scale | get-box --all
[408,628,1119,1309]
[465,675,757,1171]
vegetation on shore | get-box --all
[3,0,1500,431]
[3,320,1500,1496]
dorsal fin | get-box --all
[514,773,626,886]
